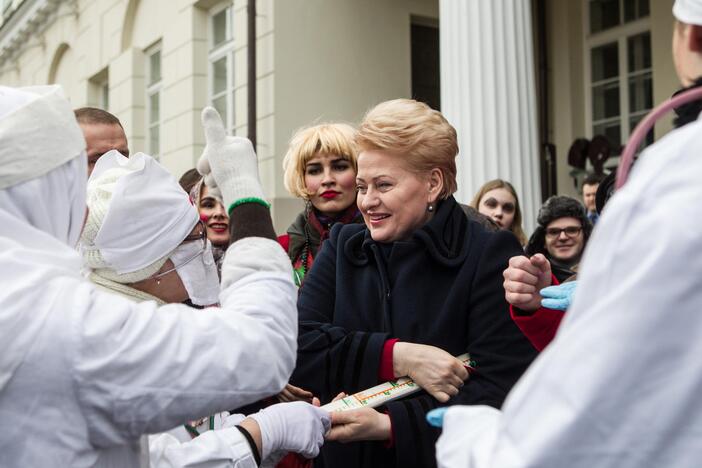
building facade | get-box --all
[0,0,678,233]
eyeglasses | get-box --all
[545,226,582,239]
[152,221,208,280]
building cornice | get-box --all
[0,0,76,67]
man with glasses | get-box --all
[522,196,591,284]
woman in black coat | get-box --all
[290,99,537,468]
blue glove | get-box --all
[426,407,449,428]
[540,281,578,310]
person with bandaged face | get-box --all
[0,86,328,467]
[79,148,329,467]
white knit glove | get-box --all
[197,107,266,209]
[249,402,331,460]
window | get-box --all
[89,68,109,110]
[100,82,109,110]
[586,0,652,154]
[146,44,162,159]
[411,18,440,111]
[209,4,235,134]
[589,0,649,34]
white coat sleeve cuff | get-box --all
[436,406,502,468]
[149,427,258,468]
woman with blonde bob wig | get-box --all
[470,179,527,245]
[280,123,363,287]
[290,99,537,468]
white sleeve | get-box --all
[433,138,702,468]
[73,237,297,447]
[148,428,257,468]
[436,406,505,468]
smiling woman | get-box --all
[290,99,537,468]
[187,178,230,276]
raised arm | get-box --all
[74,107,299,446]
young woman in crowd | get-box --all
[189,178,230,272]
[290,99,537,468]
[280,123,364,287]
[470,179,527,245]
[180,167,231,274]
[80,149,329,467]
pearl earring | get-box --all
[427,204,434,212]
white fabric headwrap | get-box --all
[0,87,87,391]
[0,85,86,190]
[80,151,199,277]
[674,0,702,25]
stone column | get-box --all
[440,0,541,234]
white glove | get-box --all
[197,106,266,208]
[249,402,331,460]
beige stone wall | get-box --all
[0,0,206,175]
[1,0,681,232]
[0,0,439,233]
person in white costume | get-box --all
[0,85,328,467]
[433,1,702,467]
[79,149,329,467]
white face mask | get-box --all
[169,239,220,306]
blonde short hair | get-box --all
[355,99,458,199]
[282,123,358,199]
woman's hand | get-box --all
[392,342,469,403]
[278,384,314,403]
[326,408,391,443]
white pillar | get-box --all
[440,0,541,235]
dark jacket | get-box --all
[291,196,537,468]
[279,204,363,286]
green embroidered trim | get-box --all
[227,197,270,215]
[293,265,305,287]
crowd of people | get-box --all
[2,1,702,467]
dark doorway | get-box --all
[411,19,440,110]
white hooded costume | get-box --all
[0,86,297,467]
[435,2,702,467]
[79,150,277,467]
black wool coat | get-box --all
[291,196,538,468]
